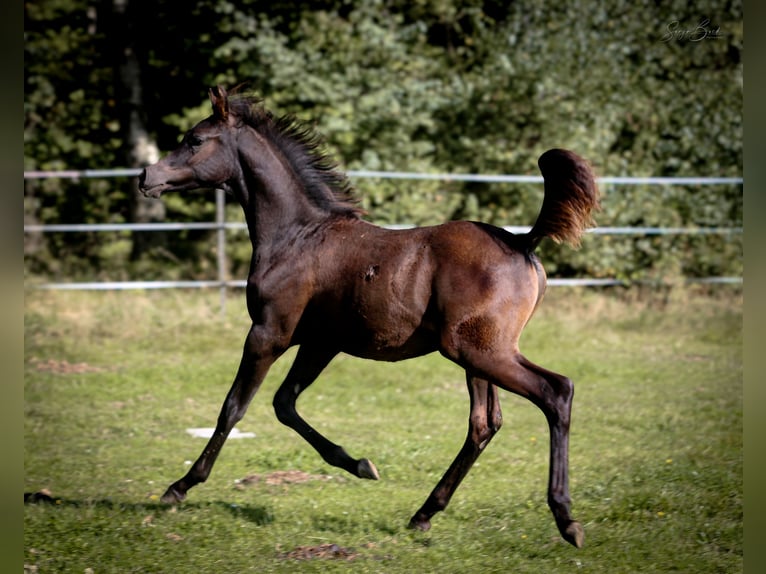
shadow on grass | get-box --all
[24,491,275,525]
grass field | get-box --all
[24,286,742,573]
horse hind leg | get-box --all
[409,374,502,531]
[272,345,380,480]
[487,352,584,548]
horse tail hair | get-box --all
[523,148,600,251]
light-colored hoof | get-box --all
[357,458,380,480]
[564,521,585,548]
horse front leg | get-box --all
[161,326,280,503]
[272,345,380,480]
[409,375,502,530]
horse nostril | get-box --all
[138,169,147,189]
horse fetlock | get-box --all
[357,458,380,480]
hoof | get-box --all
[160,486,186,504]
[562,521,585,548]
[357,458,380,480]
[407,517,431,532]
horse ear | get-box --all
[209,85,229,121]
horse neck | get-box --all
[232,127,327,248]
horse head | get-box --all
[139,86,239,198]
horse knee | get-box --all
[218,392,248,429]
[272,385,298,426]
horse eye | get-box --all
[188,135,204,148]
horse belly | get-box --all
[345,328,438,361]
[349,298,439,360]
[329,258,437,359]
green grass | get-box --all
[24,287,742,573]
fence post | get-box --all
[216,188,226,318]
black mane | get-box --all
[228,94,362,217]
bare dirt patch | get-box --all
[234,469,334,488]
[29,357,106,374]
[278,543,359,561]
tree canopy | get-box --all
[24,0,743,283]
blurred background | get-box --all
[23,0,743,287]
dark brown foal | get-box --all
[139,86,598,548]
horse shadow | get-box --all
[24,491,275,526]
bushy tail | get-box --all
[524,148,600,251]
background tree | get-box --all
[24,0,743,283]
[105,0,165,260]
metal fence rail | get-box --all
[21,222,744,235]
[23,168,744,187]
[24,169,743,304]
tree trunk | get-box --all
[108,0,166,261]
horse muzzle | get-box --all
[138,167,169,198]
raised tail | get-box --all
[523,148,600,251]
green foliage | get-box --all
[24,0,742,283]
